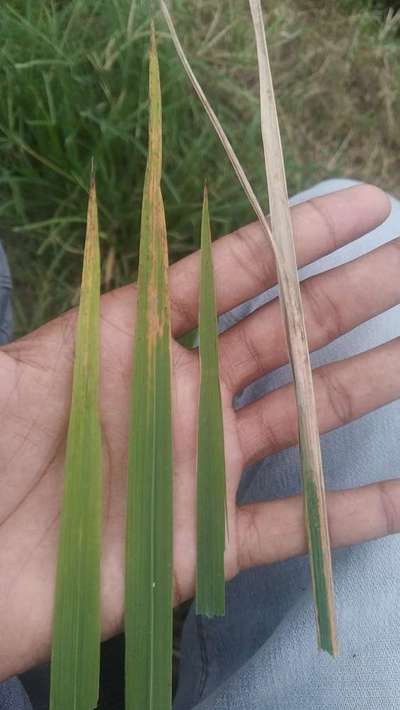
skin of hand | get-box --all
[0,184,399,680]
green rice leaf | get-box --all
[196,185,226,617]
[50,170,102,710]
[248,0,337,656]
[125,24,174,710]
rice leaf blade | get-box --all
[196,185,226,617]
[49,173,102,710]
[161,0,337,654]
[125,25,173,710]
[160,1,274,253]
[248,0,337,656]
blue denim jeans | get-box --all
[1,180,399,709]
[0,249,29,710]
[0,243,12,347]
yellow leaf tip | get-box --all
[150,20,157,52]
[89,158,96,193]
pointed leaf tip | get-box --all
[125,23,173,709]
[196,189,226,617]
[50,174,102,710]
[89,158,96,189]
[150,19,157,53]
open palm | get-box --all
[0,184,399,681]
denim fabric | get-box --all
[0,678,31,710]
[0,247,30,709]
[174,180,400,710]
[0,243,12,345]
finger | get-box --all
[13,186,389,377]
[84,184,388,346]
[168,184,390,336]
[237,338,400,466]
[237,478,400,571]
[220,238,400,392]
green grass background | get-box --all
[1,0,399,334]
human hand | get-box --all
[0,184,399,680]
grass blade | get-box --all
[160,1,277,258]
[161,1,337,654]
[125,24,173,710]
[248,0,337,656]
[196,185,226,617]
[50,171,102,710]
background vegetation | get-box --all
[1,0,399,334]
